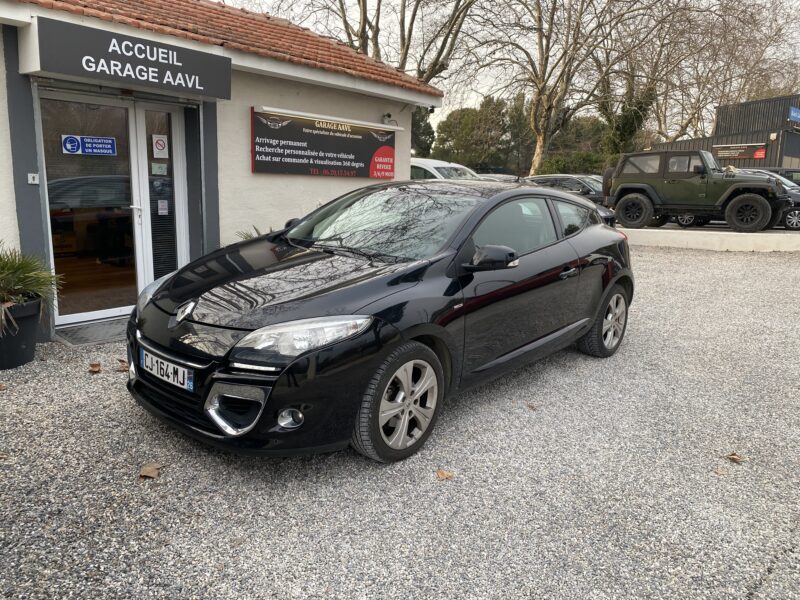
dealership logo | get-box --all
[257,116,292,129]
[175,300,197,324]
[370,131,393,143]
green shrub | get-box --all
[0,243,61,335]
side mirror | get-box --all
[284,218,300,229]
[693,164,706,175]
[463,245,519,272]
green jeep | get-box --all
[605,150,791,232]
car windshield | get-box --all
[578,177,603,193]
[700,150,722,171]
[434,166,481,180]
[286,187,483,261]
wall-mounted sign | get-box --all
[789,106,800,124]
[712,143,766,160]
[152,135,169,159]
[32,18,231,99]
[61,135,117,156]
[251,109,396,178]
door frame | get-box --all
[36,89,190,326]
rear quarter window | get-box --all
[621,155,661,175]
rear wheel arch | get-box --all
[614,275,634,306]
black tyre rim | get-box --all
[735,203,760,225]
[622,201,644,222]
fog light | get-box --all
[277,408,304,429]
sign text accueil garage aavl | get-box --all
[34,18,231,99]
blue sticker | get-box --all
[61,135,117,156]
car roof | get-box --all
[364,179,599,209]
[411,157,469,168]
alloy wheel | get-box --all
[786,209,800,230]
[677,214,695,226]
[602,293,627,350]
[623,202,643,221]
[735,203,759,225]
[379,359,438,450]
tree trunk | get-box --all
[528,133,546,175]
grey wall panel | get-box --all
[715,95,800,136]
[184,105,203,260]
[202,101,220,252]
[2,26,46,260]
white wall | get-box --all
[0,33,20,250]
[216,70,413,245]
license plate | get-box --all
[139,348,194,392]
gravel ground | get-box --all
[1,247,799,599]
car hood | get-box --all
[151,236,421,330]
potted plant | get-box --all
[0,243,61,370]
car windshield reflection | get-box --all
[286,187,482,261]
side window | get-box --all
[668,154,704,174]
[410,166,429,180]
[621,155,661,175]
[472,197,557,255]
[668,155,690,173]
[554,201,591,237]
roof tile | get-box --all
[17,0,442,97]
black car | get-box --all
[128,181,633,462]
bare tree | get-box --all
[466,0,672,174]
[231,0,478,83]
[652,0,800,141]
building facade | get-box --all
[0,0,441,333]
[652,95,800,170]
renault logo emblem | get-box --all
[175,300,197,324]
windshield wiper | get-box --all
[312,243,405,264]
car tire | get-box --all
[351,341,444,463]
[649,215,670,228]
[784,208,800,230]
[725,194,772,232]
[676,214,696,228]
[766,206,784,229]
[577,284,629,358]
[615,194,654,228]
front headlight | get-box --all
[136,271,175,315]
[230,316,373,367]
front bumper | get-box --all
[126,316,400,455]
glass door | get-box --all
[39,93,190,325]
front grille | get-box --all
[135,376,218,435]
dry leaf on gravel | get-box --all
[116,359,129,372]
[435,469,454,481]
[0,383,6,392]
[526,402,537,411]
[88,362,102,374]
[139,463,162,479]
[725,452,746,464]
[713,466,728,476]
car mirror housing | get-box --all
[693,164,706,175]
[285,217,300,229]
[463,245,519,272]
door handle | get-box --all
[128,205,142,211]
[665,179,678,184]
[559,267,579,280]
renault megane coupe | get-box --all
[127,181,633,462]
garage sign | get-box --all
[251,109,396,179]
[31,18,231,99]
[712,143,767,160]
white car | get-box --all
[410,157,484,181]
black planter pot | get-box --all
[0,297,41,370]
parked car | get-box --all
[605,150,793,232]
[473,165,521,182]
[740,169,800,230]
[410,157,484,180]
[526,174,607,205]
[128,181,633,462]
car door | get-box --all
[458,196,583,385]
[664,153,707,206]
